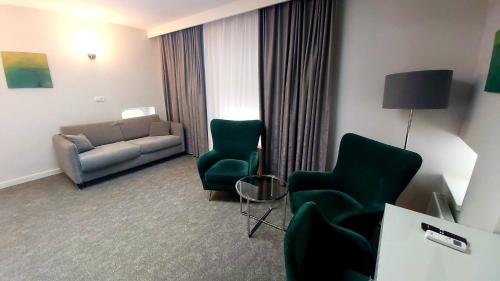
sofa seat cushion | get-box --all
[79,141,141,172]
[205,159,249,184]
[127,135,181,154]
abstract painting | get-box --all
[485,30,500,93]
[1,51,53,88]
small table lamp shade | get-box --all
[383,70,453,109]
[485,30,500,93]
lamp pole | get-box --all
[404,109,414,150]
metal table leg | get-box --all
[246,197,250,235]
[240,193,243,214]
[242,198,288,237]
[247,207,274,237]
[282,193,288,231]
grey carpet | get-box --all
[0,155,289,281]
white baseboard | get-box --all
[0,168,62,190]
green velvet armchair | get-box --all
[285,202,375,281]
[288,133,422,229]
[197,119,263,192]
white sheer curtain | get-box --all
[203,11,260,148]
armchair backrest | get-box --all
[284,202,374,281]
[333,133,422,207]
[210,119,263,160]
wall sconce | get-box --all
[74,30,101,62]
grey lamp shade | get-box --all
[383,70,453,109]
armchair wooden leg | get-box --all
[207,191,213,201]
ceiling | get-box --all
[0,0,239,29]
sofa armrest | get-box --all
[52,134,83,184]
[169,121,183,136]
[169,121,185,151]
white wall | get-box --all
[0,5,165,187]
[333,0,488,212]
[459,0,500,232]
[147,0,288,37]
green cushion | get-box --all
[290,190,363,223]
[205,159,249,184]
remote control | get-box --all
[421,222,468,245]
[424,230,468,253]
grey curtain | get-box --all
[160,26,209,156]
[259,0,336,181]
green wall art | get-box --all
[1,51,53,88]
[485,30,500,93]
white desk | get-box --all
[375,204,500,281]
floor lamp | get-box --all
[382,70,453,150]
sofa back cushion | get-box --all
[62,134,95,153]
[149,121,170,136]
[119,114,160,140]
[61,121,124,147]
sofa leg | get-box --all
[208,191,213,201]
[76,182,86,190]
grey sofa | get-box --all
[53,114,185,188]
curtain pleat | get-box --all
[202,11,260,149]
[160,26,209,157]
[259,0,336,181]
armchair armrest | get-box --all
[197,150,222,181]
[52,134,83,184]
[287,170,337,193]
[336,205,385,249]
[333,225,377,277]
[287,202,376,278]
[318,203,377,277]
[248,151,259,175]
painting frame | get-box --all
[1,51,53,89]
[485,30,500,93]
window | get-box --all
[121,106,156,119]
[203,11,260,148]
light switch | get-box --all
[94,96,105,102]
